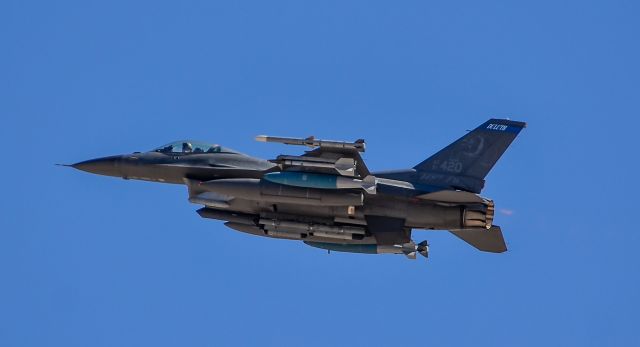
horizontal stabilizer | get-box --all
[417,190,486,204]
[449,226,507,253]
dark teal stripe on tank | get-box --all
[264,172,338,189]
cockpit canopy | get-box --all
[153,140,237,154]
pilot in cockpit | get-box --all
[182,142,193,153]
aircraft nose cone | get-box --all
[72,155,122,177]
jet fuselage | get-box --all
[67,118,525,260]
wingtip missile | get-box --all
[254,135,366,152]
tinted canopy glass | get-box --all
[153,140,235,154]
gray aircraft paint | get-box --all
[66,119,525,260]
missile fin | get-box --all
[362,175,377,195]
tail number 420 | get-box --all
[434,160,463,173]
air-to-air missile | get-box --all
[254,135,366,151]
[65,119,526,261]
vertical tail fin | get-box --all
[413,119,526,193]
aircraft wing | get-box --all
[301,147,370,177]
[256,135,371,178]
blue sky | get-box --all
[2,0,639,346]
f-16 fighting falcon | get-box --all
[65,119,526,260]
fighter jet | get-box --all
[66,119,525,260]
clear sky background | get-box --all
[2,0,639,346]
